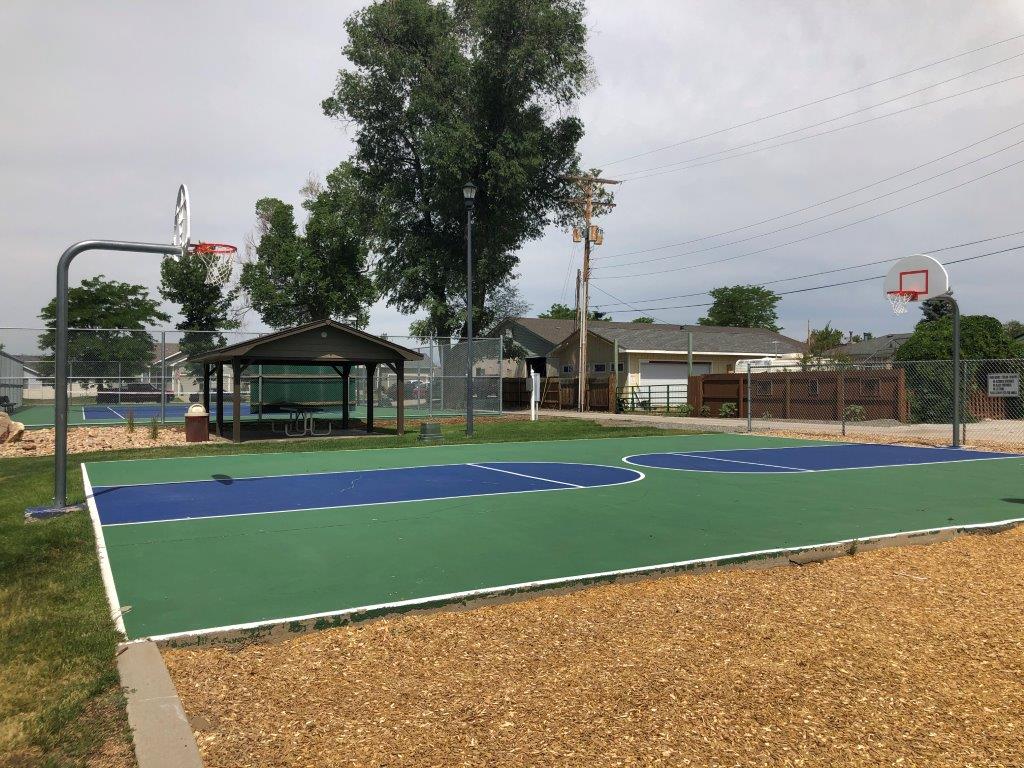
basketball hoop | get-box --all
[886,290,920,315]
[191,242,237,285]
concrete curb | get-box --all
[117,640,203,768]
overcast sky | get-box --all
[2,0,1022,349]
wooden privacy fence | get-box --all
[688,370,910,421]
[503,376,615,411]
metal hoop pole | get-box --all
[50,241,179,511]
[932,294,961,448]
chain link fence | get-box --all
[677,358,1024,452]
[0,327,503,427]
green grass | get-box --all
[0,417,694,765]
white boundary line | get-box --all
[90,459,640,490]
[622,447,1024,474]
[106,406,124,420]
[82,464,127,637]
[85,429,794,468]
[469,463,583,488]
[98,462,646,527]
[669,453,811,472]
[139,514,1024,644]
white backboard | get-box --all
[883,253,950,301]
[172,184,191,259]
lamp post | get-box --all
[463,181,477,436]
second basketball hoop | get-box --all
[883,253,950,315]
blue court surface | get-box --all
[90,461,644,525]
[623,443,1022,474]
[82,403,253,421]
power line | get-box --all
[596,138,1024,270]
[559,241,580,303]
[601,33,1024,168]
[591,231,1024,308]
[617,70,1024,182]
[588,283,672,324]
[595,244,1024,313]
[594,120,1024,262]
[592,155,1024,280]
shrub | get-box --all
[718,402,738,418]
[125,408,135,433]
[148,416,160,440]
[843,404,867,422]
[762,410,774,420]
[675,403,693,417]
[698,405,711,417]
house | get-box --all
[547,323,805,390]
[827,333,911,363]
[491,317,799,380]
[487,317,634,377]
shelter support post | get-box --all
[202,364,211,419]
[231,360,242,443]
[342,364,351,430]
[396,361,405,436]
[366,363,376,433]
[216,363,224,438]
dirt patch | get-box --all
[165,526,1024,768]
[0,425,190,458]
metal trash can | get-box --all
[185,404,209,443]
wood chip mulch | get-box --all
[164,526,1024,768]
[0,425,190,457]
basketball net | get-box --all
[191,243,237,286]
[886,290,919,315]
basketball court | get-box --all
[82,432,1024,643]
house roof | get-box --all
[188,319,424,365]
[542,320,804,356]
[828,333,911,361]
[506,317,669,346]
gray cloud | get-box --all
[2,0,1022,343]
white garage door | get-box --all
[639,361,711,385]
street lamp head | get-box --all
[462,181,478,208]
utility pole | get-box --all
[563,173,619,411]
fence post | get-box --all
[160,331,166,424]
[746,365,752,432]
[952,301,961,448]
[117,362,122,405]
[498,334,504,415]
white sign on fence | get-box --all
[987,372,1019,397]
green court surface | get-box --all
[83,433,1024,643]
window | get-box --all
[562,364,574,374]
[593,363,607,373]
[807,380,820,397]
[475,367,485,376]
[617,362,624,372]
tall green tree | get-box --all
[698,285,781,332]
[322,0,593,337]
[1003,319,1024,339]
[894,315,1022,361]
[409,281,529,340]
[38,276,170,380]
[240,165,376,329]
[802,322,846,366]
[538,303,607,321]
[159,253,241,375]
[631,316,655,324]
[918,297,956,323]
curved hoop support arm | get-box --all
[50,241,180,510]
